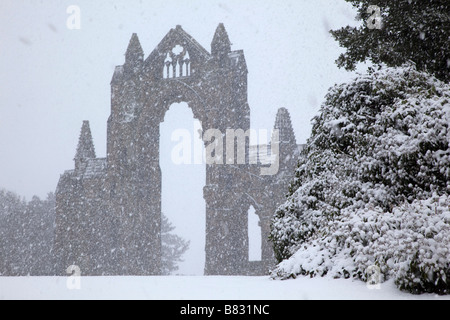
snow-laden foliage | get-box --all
[273,195,450,294]
[270,66,450,294]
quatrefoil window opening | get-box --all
[163,45,191,79]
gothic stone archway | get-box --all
[54,24,299,276]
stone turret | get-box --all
[211,23,231,66]
[274,107,296,145]
[124,33,144,77]
[273,107,298,174]
[74,120,96,172]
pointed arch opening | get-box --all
[248,205,262,262]
[160,102,206,275]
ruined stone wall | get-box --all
[54,24,299,276]
[54,162,112,275]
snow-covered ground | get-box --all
[1,276,448,300]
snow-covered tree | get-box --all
[0,190,54,276]
[0,189,26,275]
[161,213,190,275]
[270,65,450,294]
[331,0,450,82]
[24,193,55,275]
